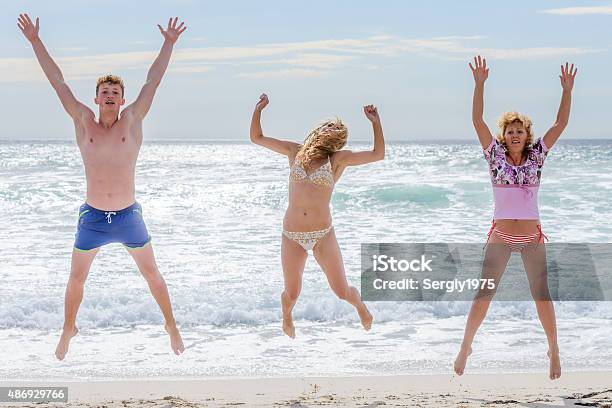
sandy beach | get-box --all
[2,371,611,407]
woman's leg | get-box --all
[521,240,561,380]
[281,234,308,338]
[454,236,511,375]
[312,228,373,330]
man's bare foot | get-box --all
[454,345,472,376]
[55,326,78,361]
[358,304,373,331]
[548,348,561,380]
[165,324,185,355]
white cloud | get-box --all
[0,35,599,82]
[540,6,612,15]
[474,47,595,60]
[378,37,596,60]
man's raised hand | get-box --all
[17,13,39,42]
[157,17,187,44]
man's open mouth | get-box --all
[105,101,115,105]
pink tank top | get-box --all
[483,137,549,220]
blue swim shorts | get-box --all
[74,202,152,251]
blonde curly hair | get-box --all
[294,118,348,168]
[497,111,535,151]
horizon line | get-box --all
[1,137,610,144]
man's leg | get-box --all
[55,248,99,360]
[126,243,185,355]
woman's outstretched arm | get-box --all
[543,63,577,149]
[334,104,385,167]
[250,93,300,156]
[470,55,494,149]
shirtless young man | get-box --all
[18,13,187,360]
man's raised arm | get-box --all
[18,14,91,122]
[127,17,187,120]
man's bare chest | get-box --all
[78,119,141,164]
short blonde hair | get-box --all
[497,111,534,150]
[96,74,124,96]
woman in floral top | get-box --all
[454,55,577,380]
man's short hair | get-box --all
[96,75,125,96]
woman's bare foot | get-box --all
[282,313,296,339]
[454,345,472,376]
[358,304,373,331]
[165,324,185,355]
[55,326,78,361]
[281,292,296,338]
[548,348,561,380]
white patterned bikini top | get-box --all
[289,158,334,188]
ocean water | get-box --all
[0,140,611,380]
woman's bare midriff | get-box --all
[283,184,333,231]
[493,219,542,234]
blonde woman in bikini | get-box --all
[250,93,384,338]
[454,56,577,380]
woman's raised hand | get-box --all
[559,62,577,92]
[255,93,269,112]
[469,55,489,85]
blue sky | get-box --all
[2,0,611,140]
